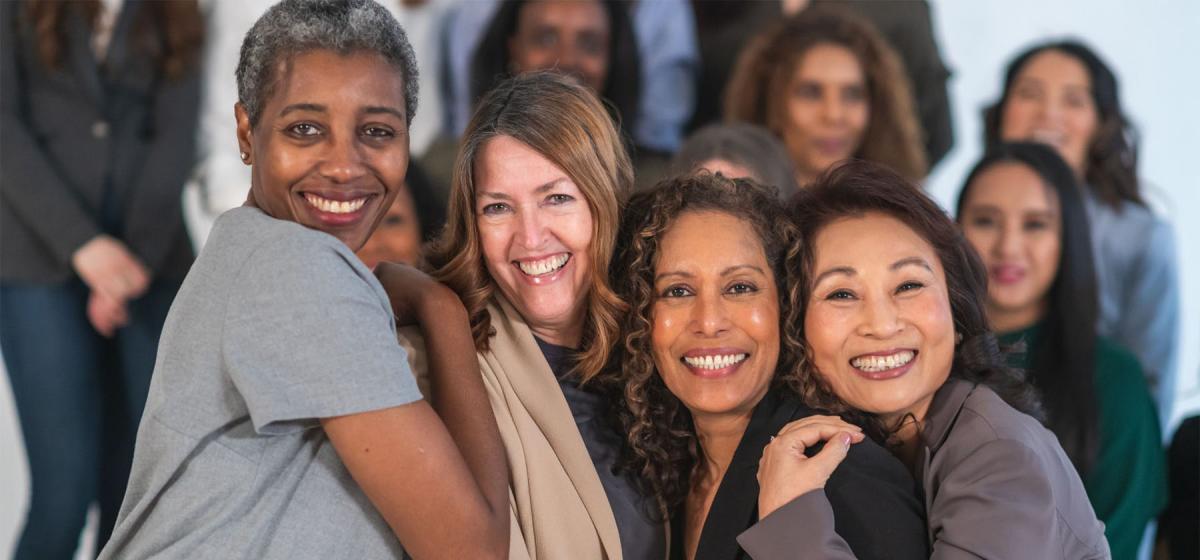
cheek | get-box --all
[651,306,681,366]
[999,101,1034,138]
[849,102,869,134]
[1032,237,1061,286]
[477,222,511,267]
[803,307,841,367]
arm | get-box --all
[1114,219,1179,421]
[631,0,698,153]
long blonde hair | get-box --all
[427,72,633,382]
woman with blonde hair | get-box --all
[420,71,665,559]
[724,8,926,185]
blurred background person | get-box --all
[0,0,203,557]
[984,40,1180,425]
[669,122,801,198]
[356,164,446,270]
[724,7,927,186]
[957,142,1166,560]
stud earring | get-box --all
[240,151,250,163]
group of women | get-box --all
[1,0,1176,559]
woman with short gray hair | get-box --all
[98,1,508,558]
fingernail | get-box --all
[840,433,852,448]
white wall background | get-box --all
[2,0,1197,557]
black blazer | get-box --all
[683,389,928,560]
[0,0,198,283]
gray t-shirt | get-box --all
[101,207,422,559]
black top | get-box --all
[678,388,928,560]
[535,337,666,560]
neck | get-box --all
[794,168,819,189]
[987,300,1046,334]
[881,400,933,472]
[691,410,753,487]
[529,320,583,349]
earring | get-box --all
[240,151,250,163]
[955,332,964,345]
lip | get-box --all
[511,253,571,286]
[680,347,749,379]
[296,189,379,228]
[848,349,918,381]
[812,137,851,157]
[990,264,1026,285]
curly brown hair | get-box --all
[724,7,927,182]
[607,172,813,516]
[426,72,632,382]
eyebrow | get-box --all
[654,264,765,283]
[478,178,569,201]
[813,257,932,285]
[278,104,405,121]
[363,105,405,120]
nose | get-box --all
[516,207,549,249]
[821,92,845,123]
[317,132,367,183]
[856,294,903,339]
[690,291,731,338]
[995,222,1023,259]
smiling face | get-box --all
[356,185,422,269]
[804,212,955,424]
[509,0,610,93]
[959,162,1061,332]
[779,43,869,182]
[651,211,780,420]
[236,49,409,250]
[999,50,1098,175]
[475,135,594,347]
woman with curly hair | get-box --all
[608,172,926,559]
[984,40,1179,423]
[743,160,1108,558]
[724,8,926,185]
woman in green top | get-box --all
[956,142,1167,559]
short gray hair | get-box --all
[236,0,419,126]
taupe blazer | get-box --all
[737,379,1110,559]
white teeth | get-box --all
[516,254,569,276]
[850,350,915,373]
[304,193,367,214]
[1030,129,1065,146]
[682,353,748,370]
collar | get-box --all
[920,378,976,456]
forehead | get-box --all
[793,42,863,83]
[267,49,406,113]
[519,0,608,31]
[474,135,580,196]
[657,211,768,271]
[966,162,1058,213]
[1016,50,1091,89]
[813,212,942,274]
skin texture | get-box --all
[508,0,610,93]
[999,50,1098,175]
[780,43,869,184]
[959,163,1062,333]
[804,212,956,429]
[357,185,422,269]
[236,49,509,558]
[474,135,595,347]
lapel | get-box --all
[102,0,141,84]
[64,5,104,108]
[695,389,803,560]
[487,296,624,560]
[916,379,974,537]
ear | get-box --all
[235,102,254,163]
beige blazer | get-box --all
[400,297,623,559]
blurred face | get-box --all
[509,0,610,93]
[475,135,594,347]
[959,163,1061,332]
[236,49,409,250]
[805,213,955,424]
[694,158,758,183]
[779,43,869,181]
[652,211,780,420]
[1000,50,1098,175]
[356,186,422,269]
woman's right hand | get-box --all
[71,235,150,303]
[756,415,865,519]
[374,261,460,326]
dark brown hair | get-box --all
[984,40,1141,208]
[607,172,804,516]
[22,0,203,80]
[789,160,1043,423]
[724,7,926,181]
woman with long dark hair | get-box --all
[984,41,1179,421]
[957,142,1166,559]
[0,1,202,555]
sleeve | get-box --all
[737,442,928,560]
[123,56,203,274]
[1114,218,1179,420]
[631,0,698,153]
[221,234,422,435]
[0,3,103,265]
[929,439,1074,559]
[1087,349,1169,560]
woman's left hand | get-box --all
[756,415,865,519]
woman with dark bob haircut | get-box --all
[984,40,1179,423]
[740,160,1108,558]
[957,142,1166,559]
[607,172,926,559]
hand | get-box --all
[756,415,865,519]
[374,261,460,326]
[86,289,129,337]
[71,235,150,303]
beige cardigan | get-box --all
[400,296,623,559]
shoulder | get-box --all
[1094,337,1145,385]
[217,208,368,285]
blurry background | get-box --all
[2,0,1197,557]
